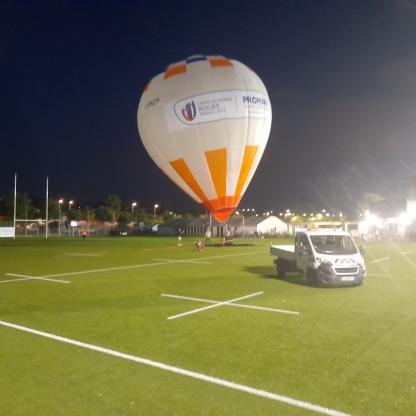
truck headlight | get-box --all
[316,257,332,265]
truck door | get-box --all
[296,233,312,275]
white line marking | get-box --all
[0,277,35,283]
[161,293,299,316]
[401,250,414,255]
[370,256,390,264]
[153,258,212,265]
[0,320,350,416]
[400,251,416,270]
[55,252,106,258]
[167,292,264,320]
[29,251,263,279]
[3,273,71,284]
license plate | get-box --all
[341,276,355,282]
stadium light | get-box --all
[365,211,381,227]
[132,202,138,226]
[153,204,159,222]
[397,212,412,226]
[69,200,74,210]
[58,199,63,237]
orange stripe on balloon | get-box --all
[208,196,237,223]
[234,145,259,204]
[209,58,234,68]
[170,159,209,204]
[205,148,227,201]
[164,65,187,79]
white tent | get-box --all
[255,216,288,235]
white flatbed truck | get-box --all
[270,229,366,287]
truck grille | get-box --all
[334,266,359,275]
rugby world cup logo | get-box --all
[181,100,197,122]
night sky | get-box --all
[1,0,416,215]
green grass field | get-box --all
[1,236,416,415]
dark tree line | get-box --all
[0,193,176,225]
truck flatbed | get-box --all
[270,244,295,261]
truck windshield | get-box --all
[310,235,358,255]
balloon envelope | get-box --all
[138,55,272,222]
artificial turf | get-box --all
[1,236,416,415]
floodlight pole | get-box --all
[87,210,90,235]
[58,200,62,237]
[132,202,137,226]
[13,173,17,240]
[242,213,245,238]
[45,177,49,239]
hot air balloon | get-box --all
[137,55,272,222]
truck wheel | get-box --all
[276,259,286,278]
[307,269,318,287]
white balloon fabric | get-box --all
[138,55,272,222]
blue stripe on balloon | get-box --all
[186,56,207,64]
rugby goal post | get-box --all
[1,174,51,239]
[0,173,17,239]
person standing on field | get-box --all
[177,228,183,246]
[205,227,211,245]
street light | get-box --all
[68,201,74,236]
[236,211,245,238]
[153,204,159,223]
[132,202,138,226]
[58,199,63,236]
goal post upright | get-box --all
[13,173,17,240]
[4,174,51,239]
[45,176,49,239]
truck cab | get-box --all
[270,230,366,287]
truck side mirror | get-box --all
[359,245,365,255]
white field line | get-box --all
[161,293,299,316]
[401,250,414,255]
[399,251,416,270]
[0,320,350,416]
[3,273,71,284]
[55,252,106,258]
[370,256,390,264]
[153,258,212,265]
[25,251,263,279]
[0,277,35,284]
[167,291,264,320]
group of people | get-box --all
[176,226,236,250]
[177,227,214,251]
[194,228,212,251]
